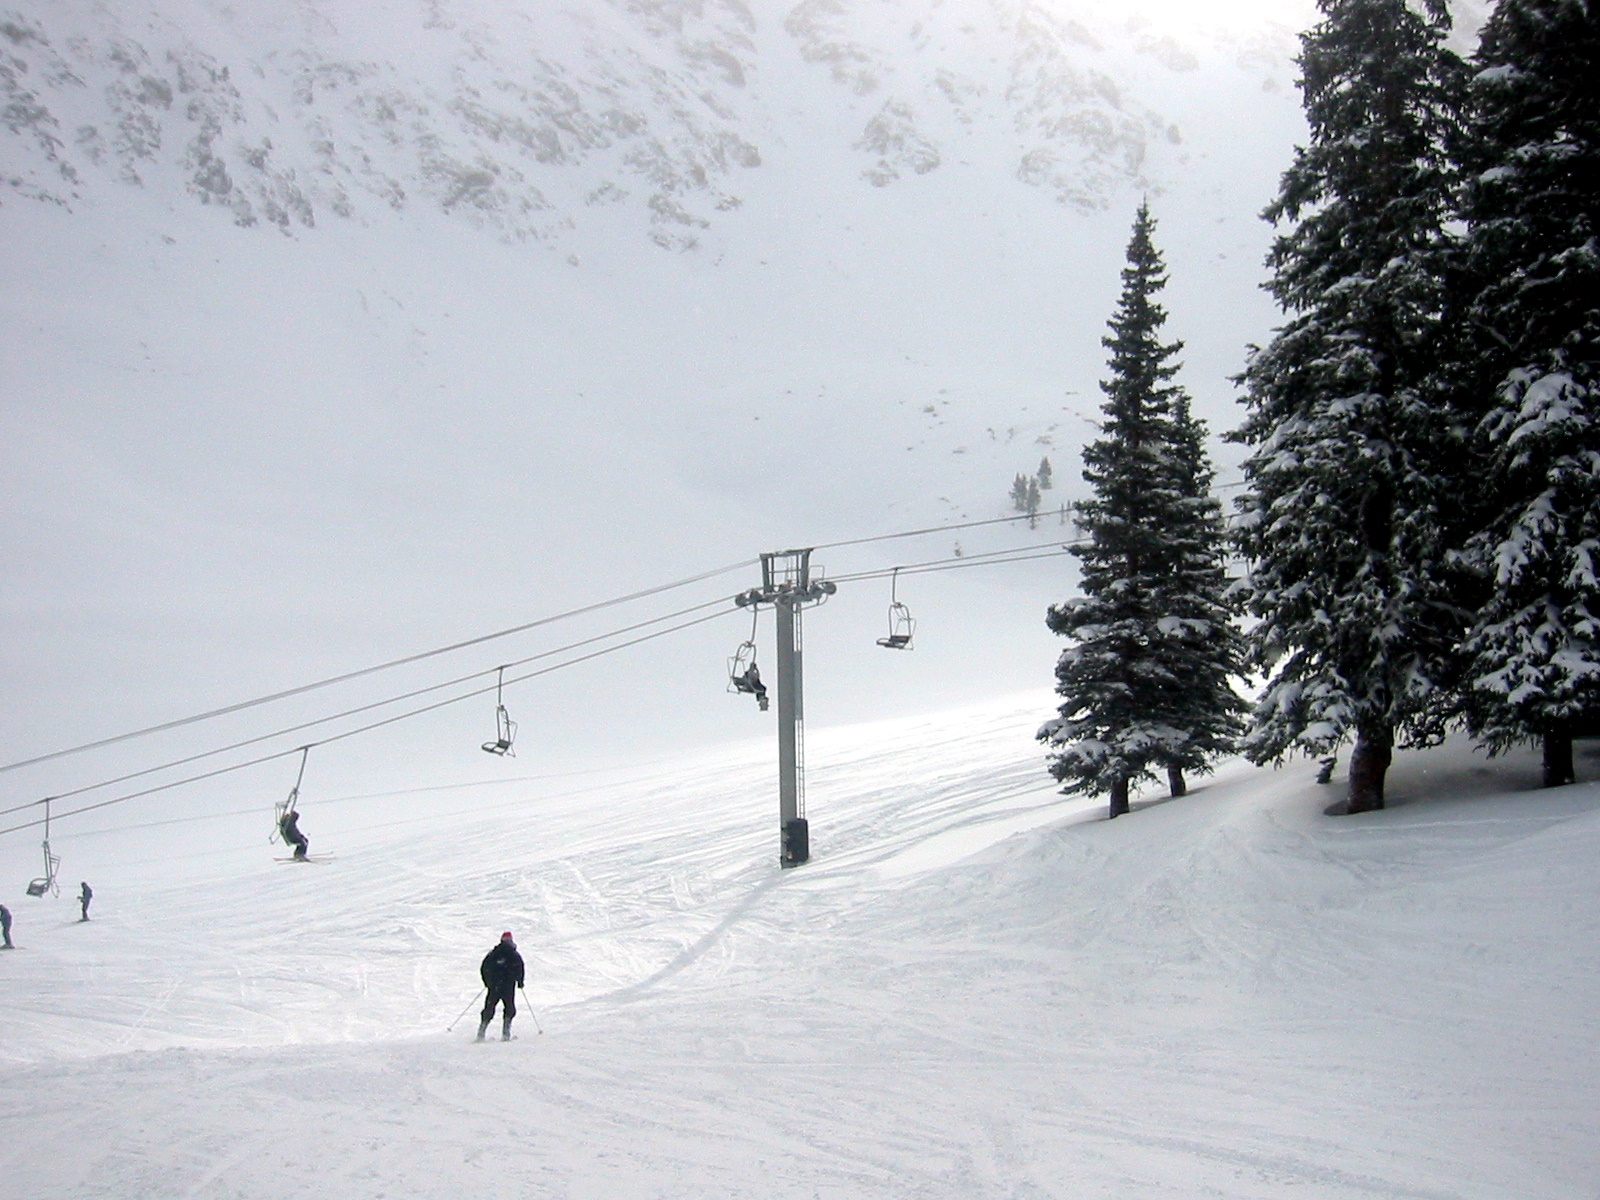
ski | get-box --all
[273,855,335,863]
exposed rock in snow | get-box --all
[0,0,1310,242]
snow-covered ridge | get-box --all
[1,0,1302,245]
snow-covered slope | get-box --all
[4,0,1311,240]
[2,695,1597,1198]
[0,0,1326,787]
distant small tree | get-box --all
[1037,456,1054,490]
[1010,473,1033,513]
[1041,202,1244,816]
[1011,472,1043,526]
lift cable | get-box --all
[57,757,692,841]
[854,548,1080,580]
[3,545,1086,822]
[827,540,1087,584]
[0,596,733,821]
[1,479,1250,779]
[0,534,1195,839]
[0,558,760,777]
[808,476,1245,556]
[810,511,1040,552]
[0,606,740,838]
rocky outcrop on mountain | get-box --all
[0,0,1299,246]
[1,0,769,247]
[854,99,939,186]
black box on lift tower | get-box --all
[782,818,809,867]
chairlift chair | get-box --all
[728,612,769,710]
[271,795,296,840]
[876,569,916,650]
[26,799,60,898]
[271,747,310,843]
[728,640,758,692]
[481,666,518,756]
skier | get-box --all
[477,930,525,1042]
[78,881,92,922]
[736,662,769,711]
[1,902,12,948]
[278,809,309,861]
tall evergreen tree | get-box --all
[1454,0,1600,786]
[1160,392,1250,796]
[1040,203,1244,817]
[1232,0,1469,813]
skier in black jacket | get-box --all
[477,931,525,1041]
[278,810,309,861]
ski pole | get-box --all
[527,1006,543,1035]
[447,988,485,1032]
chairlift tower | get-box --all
[735,549,836,868]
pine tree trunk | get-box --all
[1543,722,1575,788]
[1167,764,1186,797]
[1346,725,1392,814]
[1108,777,1130,819]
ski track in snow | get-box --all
[2,696,1598,1198]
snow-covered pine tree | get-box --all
[1011,473,1034,513]
[1455,0,1600,786]
[1040,202,1245,817]
[1038,457,1054,491]
[1232,0,1469,813]
[1160,391,1250,797]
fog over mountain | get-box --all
[0,0,1483,855]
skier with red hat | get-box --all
[476,931,525,1042]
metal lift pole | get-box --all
[774,591,801,836]
[735,548,834,868]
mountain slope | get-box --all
[1,695,1597,1198]
[0,0,1321,783]
[3,0,1309,245]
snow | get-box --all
[1503,370,1586,449]
[0,0,1590,1192]
[0,0,1312,782]
[3,693,1598,1198]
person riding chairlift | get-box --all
[736,662,769,711]
[278,808,310,861]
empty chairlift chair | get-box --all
[482,666,517,756]
[876,570,916,650]
[26,799,60,898]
